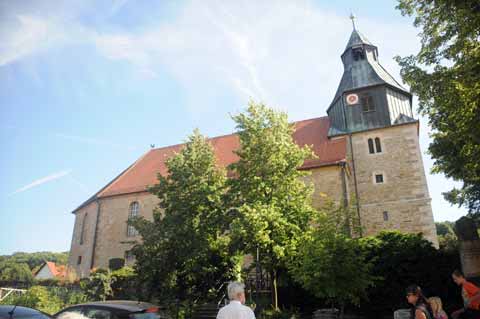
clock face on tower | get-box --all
[346,93,359,105]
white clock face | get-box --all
[346,93,359,105]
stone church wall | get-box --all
[347,122,438,246]
[68,201,98,278]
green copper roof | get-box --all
[345,29,374,50]
[330,29,409,106]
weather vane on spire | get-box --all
[349,13,356,30]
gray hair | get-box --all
[227,281,245,300]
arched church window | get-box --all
[361,94,375,112]
[368,138,375,154]
[375,137,382,153]
[127,202,139,237]
[80,213,87,245]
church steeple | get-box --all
[327,22,415,137]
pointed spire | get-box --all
[345,29,374,50]
[344,14,375,50]
[349,13,356,30]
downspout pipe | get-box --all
[90,200,101,270]
[348,134,363,237]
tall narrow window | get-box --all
[375,137,382,153]
[361,94,375,112]
[80,213,87,245]
[77,256,82,265]
[383,211,389,221]
[368,138,375,154]
[127,202,139,237]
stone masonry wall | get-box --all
[68,201,98,278]
[92,192,159,270]
[347,123,438,246]
[303,165,346,208]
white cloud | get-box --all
[10,170,71,196]
[0,0,467,220]
[0,15,52,66]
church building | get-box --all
[68,27,438,277]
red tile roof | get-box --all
[73,116,346,212]
[34,262,67,278]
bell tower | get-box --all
[327,21,438,246]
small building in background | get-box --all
[34,261,66,280]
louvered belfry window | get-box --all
[361,94,375,112]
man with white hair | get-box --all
[216,282,255,319]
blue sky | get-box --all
[0,0,467,255]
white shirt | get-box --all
[216,300,255,319]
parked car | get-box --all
[0,305,52,319]
[53,301,169,319]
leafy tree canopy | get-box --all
[131,130,240,304]
[396,0,480,218]
[228,102,318,309]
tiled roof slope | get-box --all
[73,116,346,212]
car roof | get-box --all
[64,301,158,312]
[0,306,51,319]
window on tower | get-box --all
[375,174,384,184]
[352,47,365,61]
[368,138,375,154]
[361,94,375,112]
[375,137,382,153]
[368,137,382,154]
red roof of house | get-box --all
[34,262,67,278]
[73,116,346,212]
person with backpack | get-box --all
[406,285,433,319]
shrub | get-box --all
[358,231,461,318]
[0,286,63,314]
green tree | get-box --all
[80,269,113,301]
[131,130,240,305]
[358,231,460,317]
[228,102,317,309]
[0,262,33,283]
[395,0,480,218]
[0,251,69,272]
[435,221,459,251]
[288,202,374,318]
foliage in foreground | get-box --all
[228,102,318,309]
[131,130,240,305]
[288,201,374,312]
[0,286,87,314]
[396,0,480,218]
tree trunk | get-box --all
[273,269,278,310]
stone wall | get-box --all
[68,193,160,276]
[92,192,159,270]
[303,165,346,209]
[347,123,438,246]
[68,201,98,278]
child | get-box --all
[428,297,448,319]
